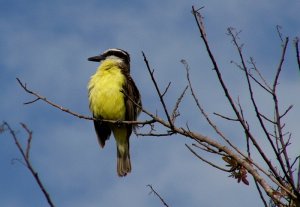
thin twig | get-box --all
[213,112,239,121]
[273,37,289,89]
[276,25,284,43]
[186,144,231,172]
[24,97,41,105]
[253,178,269,207]
[249,57,272,91]
[291,156,300,170]
[147,185,169,207]
[192,143,226,157]
[20,123,33,159]
[294,37,300,72]
[232,59,272,94]
[171,85,189,122]
[279,105,293,119]
[136,132,175,137]
[17,78,89,119]
[259,112,276,124]
[142,52,174,129]
[237,98,251,159]
[297,158,300,191]
[162,82,172,97]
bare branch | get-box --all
[147,185,170,207]
[20,123,33,159]
[249,57,272,91]
[297,157,300,191]
[213,112,239,121]
[253,178,269,207]
[24,97,41,105]
[273,37,289,90]
[291,156,300,170]
[236,98,252,159]
[232,59,272,93]
[136,131,175,137]
[171,85,189,122]
[181,59,264,173]
[227,27,285,185]
[279,105,293,119]
[294,37,300,72]
[2,122,55,207]
[17,78,93,120]
[161,82,172,97]
[186,144,231,172]
[228,26,300,202]
[259,112,276,124]
[276,25,284,43]
[193,9,285,191]
[192,7,297,203]
[271,37,296,190]
[192,143,226,157]
[142,52,174,129]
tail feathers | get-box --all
[117,144,131,177]
[93,120,111,148]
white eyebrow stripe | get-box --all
[103,48,128,56]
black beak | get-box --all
[87,55,104,62]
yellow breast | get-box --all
[88,60,126,120]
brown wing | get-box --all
[121,73,142,141]
[93,118,111,148]
[124,74,142,122]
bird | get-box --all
[87,48,142,177]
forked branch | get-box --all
[1,122,55,207]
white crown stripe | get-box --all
[103,48,129,57]
[100,48,130,64]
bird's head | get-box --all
[88,48,130,68]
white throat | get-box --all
[106,55,123,62]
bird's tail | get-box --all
[117,143,131,177]
[113,126,132,177]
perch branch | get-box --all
[16,78,155,126]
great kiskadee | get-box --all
[87,48,142,177]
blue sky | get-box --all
[1,0,300,206]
